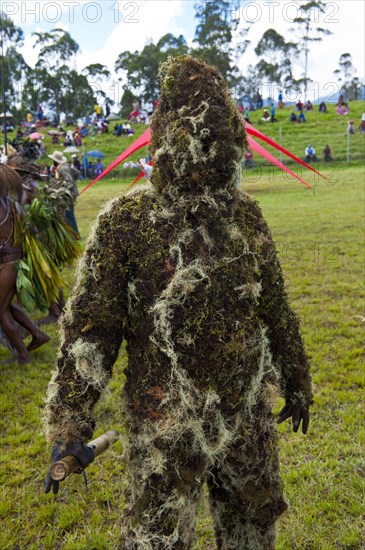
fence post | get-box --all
[347,131,350,163]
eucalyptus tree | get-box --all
[290,1,332,101]
[0,14,29,117]
[115,33,188,104]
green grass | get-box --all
[0,163,364,547]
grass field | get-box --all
[0,161,364,549]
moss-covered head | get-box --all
[150,55,247,196]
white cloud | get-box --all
[75,1,185,101]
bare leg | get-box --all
[0,262,32,364]
[38,288,64,325]
[10,304,50,351]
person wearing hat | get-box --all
[262,107,270,122]
[71,154,81,173]
[48,150,79,234]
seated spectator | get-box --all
[319,101,327,113]
[80,126,89,138]
[114,124,123,137]
[358,112,365,130]
[337,94,344,106]
[323,145,332,161]
[289,111,297,122]
[305,100,313,111]
[242,148,255,168]
[305,144,317,162]
[262,108,270,122]
[94,159,104,177]
[336,103,350,115]
[63,136,73,147]
[123,122,134,135]
[297,110,306,123]
[52,135,60,144]
[296,100,303,111]
[244,107,250,123]
[347,120,355,134]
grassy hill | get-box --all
[4,100,365,185]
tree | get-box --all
[29,29,97,121]
[191,0,246,89]
[254,29,297,93]
[334,54,362,100]
[33,28,79,70]
[115,33,188,103]
[0,14,29,118]
[31,29,87,120]
[83,63,112,105]
[290,1,332,101]
[120,86,140,119]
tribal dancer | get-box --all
[0,164,49,364]
[44,57,312,549]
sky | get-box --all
[2,0,364,105]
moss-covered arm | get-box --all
[250,198,312,407]
[44,200,128,444]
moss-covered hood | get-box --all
[150,55,247,197]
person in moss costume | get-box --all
[44,56,312,549]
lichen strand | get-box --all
[44,56,311,548]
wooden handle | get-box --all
[50,430,119,481]
[88,430,119,458]
[51,455,81,481]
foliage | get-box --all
[0,14,29,117]
[334,53,363,101]
[254,29,297,91]
[191,0,250,93]
[115,34,189,103]
[83,64,112,103]
[290,1,332,100]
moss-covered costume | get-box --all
[45,56,312,549]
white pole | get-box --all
[279,126,282,163]
[347,130,350,163]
